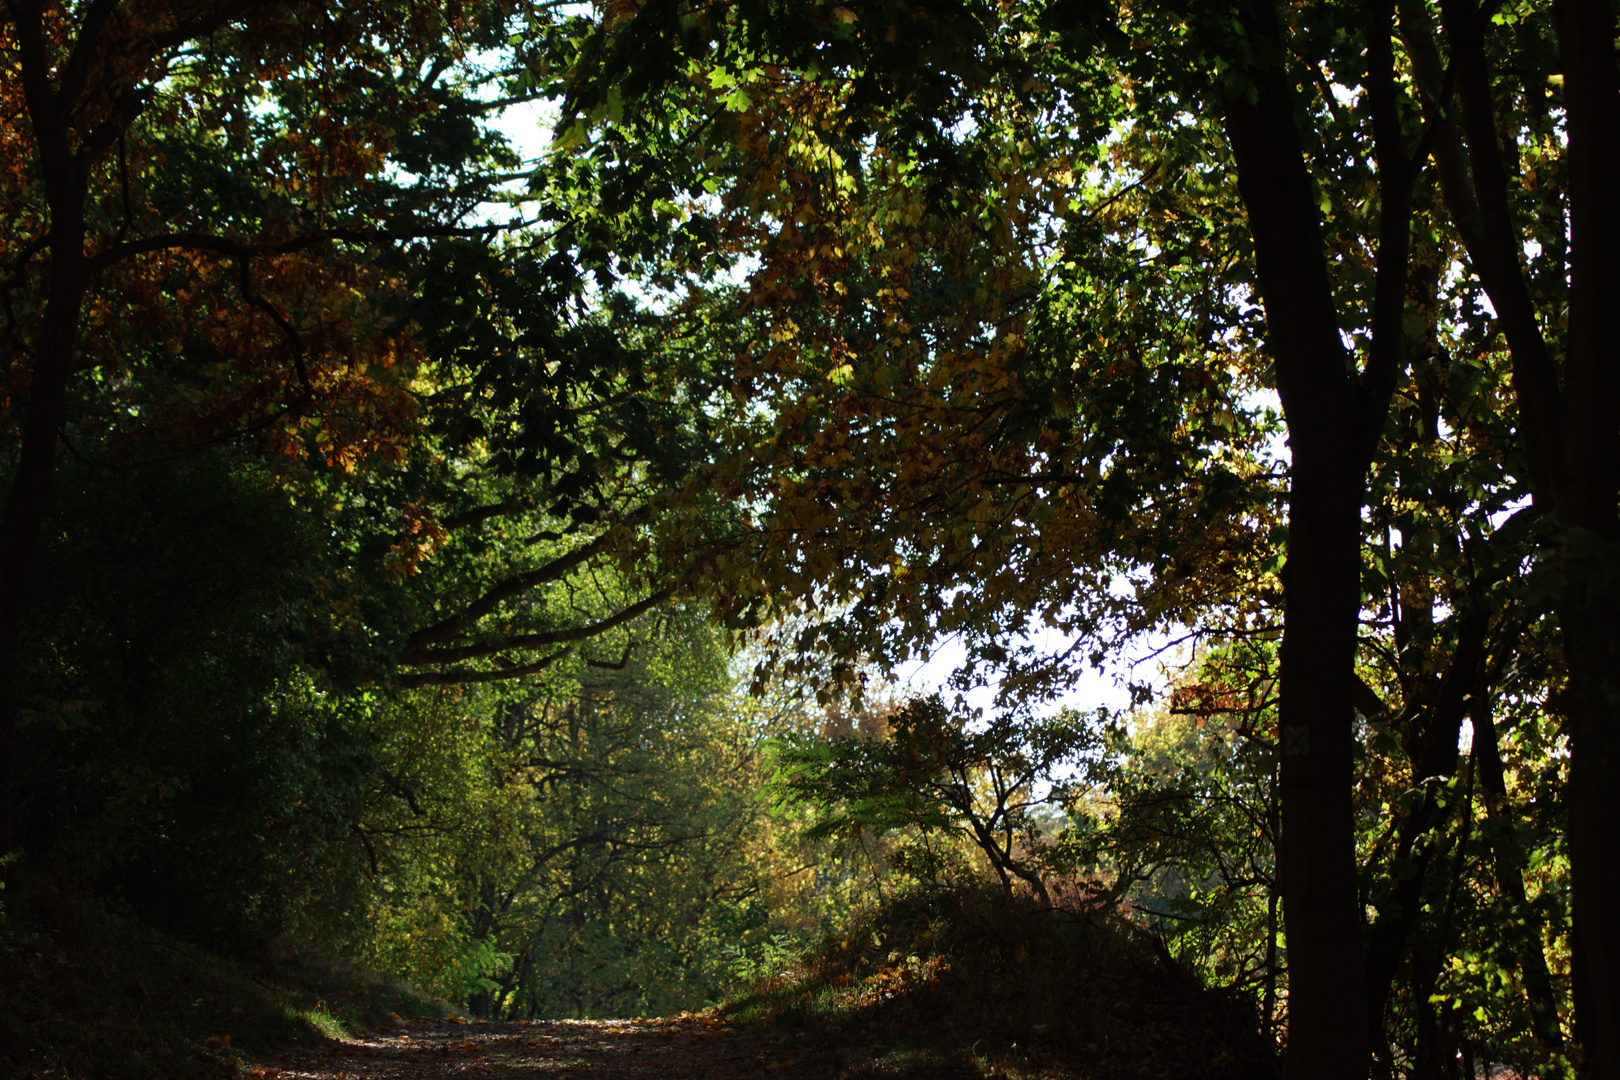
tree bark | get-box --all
[1414,1,1618,1067]
[1549,3,1620,1073]
[1471,675,1564,1052]
[1363,614,1483,1048]
[0,1,95,853]
[1220,2,1381,1074]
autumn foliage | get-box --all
[2,3,1617,1079]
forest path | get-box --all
[262,1014,980,1080]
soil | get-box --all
[259,1014,987,1080]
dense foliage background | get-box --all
[3,2,1613,1079]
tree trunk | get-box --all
[1268,491,1367,1080]
[1219,2,1377,1073]
[1550,2,1620,1074]
[1416,0,1617,1066]
[0,12,93,854]
[1471,679,1563,1051]
[1363,616,1483,1044]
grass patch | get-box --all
[0,872,452,1078]
[722,885,1278,1080]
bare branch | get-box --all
[392,649,573,688]
[403,586,675,666]
[55,0,121,109]
[1358,0,1417,460]
[1431,0,1564,496]
[399,504,653,658]
[85,222,514,274]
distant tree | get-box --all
[773,695,1126,908]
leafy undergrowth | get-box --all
[722,885,1279,1080]
[0,874,452,1079]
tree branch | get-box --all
[237,254,312,398]
[145,0,269,53]
[55,0,122,110]
[85,222,512,275]
[1432,0,1563,497]
[363,498,541,555]
[403,586,674,666]
[399,504,653,658]
[392,649,573,688]
[1359,0,1416,460]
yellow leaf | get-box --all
[832,6,857,22]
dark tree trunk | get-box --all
[1471,680,1563,1051]
[0,5,95,855]
[1267,477,1368,1080]
[1416,0,1617,1067]
[1363,616,1483,1043]
[1219,1,1389,1073]
[1550,2,1620,1073]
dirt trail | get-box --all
[257,1014,980,1080]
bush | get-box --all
[725,883,1278,1080]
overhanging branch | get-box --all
[85,222,517,275]
[399,504,654,659]
[402,586,675,667]
[392,649,572,688]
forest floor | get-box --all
[262,1013,990,1080]
[2,880,1274,1080]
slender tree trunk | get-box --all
[1219,2,1377,1073]
[0,9,93,854]
[1363,614,1483,1042]
[1264,838,1279,1044]
[1412,0,1616,1066]
[1471,677,1564,1051]
[1416,759,1474,1080]
[1412,960,1443,1080]
[1549,4,1620,1074]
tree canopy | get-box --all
[2,1,1615,1078]
[559,0,1616,1074]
